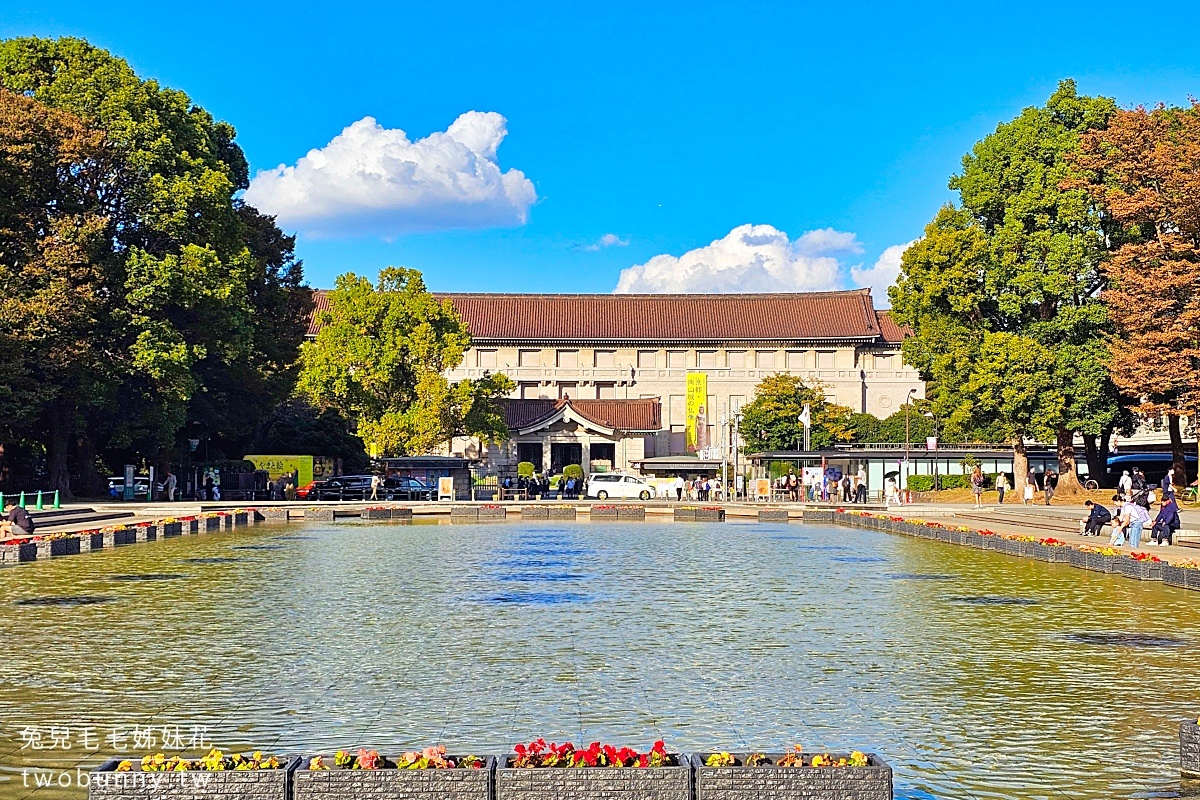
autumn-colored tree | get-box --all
[1076,103,1200,487]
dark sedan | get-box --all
[309,475,375,501]
[385,477,433,501]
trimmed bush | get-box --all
[563,464,584,480]
[517,461,536,477]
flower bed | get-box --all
[1030,538,1074,563]
[0,541,36,563]
[92,749,298,800]
[451,506,479,521]
[180,516,199,534]
[134,523,158,543]
[1183,720,1200,778]
[1119,552,1164,581]
[260,507,290,521]
[479,504,507,519]
[1164,561,1200,590]
[805,510,836,525]
[362,507,393,521]
[617,505,646,521]
[674,506,698,522]
[36,535,81,559]
[296,748,491,800]
[1079,546,1123,573]
[232,510,249,527]
[496,740,687,800]
[590,505,619,520]
[78,530,105,552]
[160,519,183,537]
[547,505,576,520]
[759,508,790,523]
[306,507,335,522]
[522,505,549,519]
[102,525,136,547]
[692,748,892,800]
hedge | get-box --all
[563,464,584,480]
[906,474,1003,491]
[517,461,536,477]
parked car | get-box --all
[585,472,656,501]
[295,480,323,499]
[107,476,164,500]
[309,475,375,501]
[385,477,433,501]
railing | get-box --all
[0,490,62,509]
[831,442,1009,452]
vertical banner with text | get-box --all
[685,372,708,453]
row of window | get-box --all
[477,349,894,370]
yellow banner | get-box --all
[245,455,314,488]
[685,372,708,453]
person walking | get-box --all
[1161,467,1177,501]
[856,466,868,503]
[1043,469,1058,505]
[841,473,852,503]
[164,469,177,502]
[1151,494,1181,546]
[995,472,1008,504]
[1023,469,1037,506]
[1081,499,1111,536]
[673,475,684,501]
[370,473,381,501]
[1117,470,1132,501]
[970,466,985,508]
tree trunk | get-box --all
[1082,433,1101,486]
[1013,437,1029,493]
[74,426,105,498]
[1168,413,1187,489]
[1055,428,1083,495]
[46,400,74,498]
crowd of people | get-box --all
[671,475,724,501]
[773,467,870,504]
[1080,467,1182,547]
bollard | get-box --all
[35,490,43,510]
[52,490,60,509]
[17,491,25,508]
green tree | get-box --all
[891,80,1124,494]
[738,374,852,452]
[0,37,310,495]
[298,267,514,456]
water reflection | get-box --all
[0,520,1196,800]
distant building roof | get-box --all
[504,397,662,433]
[307,289,907,344]
[875,311,909,344]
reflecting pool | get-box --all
[1,520,1198,799]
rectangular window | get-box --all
[597,382,617,399]
[558,382,577,399]
[637,350,657,369]
[817,350,836,369]
[557,350,579,369]
[667,350,687,369]
[697,350,717,368]
[594,350,616,368]
[755,350,776,369]
[669,394,685,426]
[786,350,805,369]
[519,349,541,367]
[476,349,498,368]
[729,395,744,413]
[726,350,746,369]
[875,353,893,369]
[520,382,541,399]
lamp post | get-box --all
[904,388,917,493]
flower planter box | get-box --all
[674,508,698,522]
[1069,548,1087,569]
[389,508,413,521]
[294,756,494,800]
[934,529,953,544]
[306,508,336,523]
[804,510,835,525]
[451,506,479,522]
[0,542,36,563]
[759,509,790,523]
[961,532,983,549]
[103,528,136,548]
[547,506,576,520]
[219,513,237,530]
[37,537,81,559]
[1083,552,1122,573]
[495,757,689,800]
[1163,565,1200,590]
[135,525,157,543]
[186,518,200,534]
[478,506,507,520]
[160,521,183,537]
[1182,720,1200,777]
[362,508,393,521]
[232,511,249,527]
[691,753,893,800]
[617,507,646,521]
[1030,544,1073,563]
[590,507,618,521]
[1119,557,1164,581]
[522,506,549,520]
[978,534,998,551]
[695,508,725,522]
[78,532,105,552]
[260,507,290,521]
[91,757,301,800]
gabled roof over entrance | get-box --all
[504,398,662,436]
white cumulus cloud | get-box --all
[243,111,537,236]
[614,224,860,294]
[581,233,629,251]
[850,240,916,307]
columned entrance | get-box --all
[550,443,582,474]
[517,443,543,469]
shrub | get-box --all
[563,464,584,480]
[517,461,535,477]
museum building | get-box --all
[308,289,923,476]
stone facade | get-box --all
[691,753,892,800]
[1182,720,1200,777]
[293,760,492,800]
[495,762,690,800]
[89,758,298,800]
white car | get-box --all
[586,472,657,501]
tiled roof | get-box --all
[504,398,662,432]
[308,289,331,337]
[875,311,910,344]
[307,289,894,343]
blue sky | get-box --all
[5,1,1200,301]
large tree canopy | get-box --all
[0,37,310,494]
[298,267,514,457]
[891,80,1126,491]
